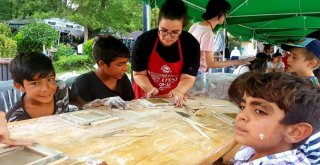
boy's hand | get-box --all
[83,96,129,110]
[0,112,33,146]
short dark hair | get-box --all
[202,0,231,20]
[9,52,55,86]
[255,52,269,60]
[158,0,188,27]
[248,58,267,72]
[272,52,282,58]
[228,72,320,146]
[263,44,272,52]
[93,35,130,66]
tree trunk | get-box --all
[84,26,88,43]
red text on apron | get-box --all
[133,38,183,98]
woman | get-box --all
[188,0,252,74]
[131,0,200,107]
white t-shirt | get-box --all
[231,48,241,57]
[267,61,285,72]
[189,22,215,73]
[233,65,250,75]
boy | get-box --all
[281,38,320,164]
[71,35,134,103]
[281,37,320,86]
[228,72,320,164]
[6,52,84,122]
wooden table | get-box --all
[6,97,239,165]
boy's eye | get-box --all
[238,105,245,110]
[30,82,39,85]
[48,78,55,81]
[255,109,267,115]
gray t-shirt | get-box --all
[6,80,72,122]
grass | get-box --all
[53,64,94,77]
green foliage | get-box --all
[14,22,59,52]
[10,0,64,19]
[126,62,131,74]
[0,23,12,37]
[8,0,143,40]
[0,34,17,58]
[83,39,94,62]
[55,55,94,71]
[0,0,11,20]
[54,44,76,61]
[228,36,242,52]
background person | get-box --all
[188,0,252,75]
[267,52,285,73]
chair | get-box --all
[64,75,78,89]
[0,80,22,113]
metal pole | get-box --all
[142,0,151,32]
[222,21,227,73]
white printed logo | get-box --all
[161,65,172,73]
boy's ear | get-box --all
[14,82,25,92]
[307,58,318,68]
[284,123,313,144]
[98,60,104,67]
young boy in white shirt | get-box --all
[228,72,320,164]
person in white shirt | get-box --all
[188,0,252,74]
[230,47,241,60]
[267,52,285,73]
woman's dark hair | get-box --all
[202,0,231,20]
[9,52,55,85]
[93,35,130,66]
[158,0,188,27]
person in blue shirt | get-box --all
[281,38,320,164]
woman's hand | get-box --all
[146,87,159,98]
[169,89,187,107]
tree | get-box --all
[15,22,59,52]
[63,0,142,41]
[0,0,12,20]
[8,0,143,41]
[0,22,12,37]
[0,23,16,58]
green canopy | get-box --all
[146,0,320,43]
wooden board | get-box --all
[0,144,64,165]
[138,98,174,108]
[8,96,239,165]
[60,110,119,126]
